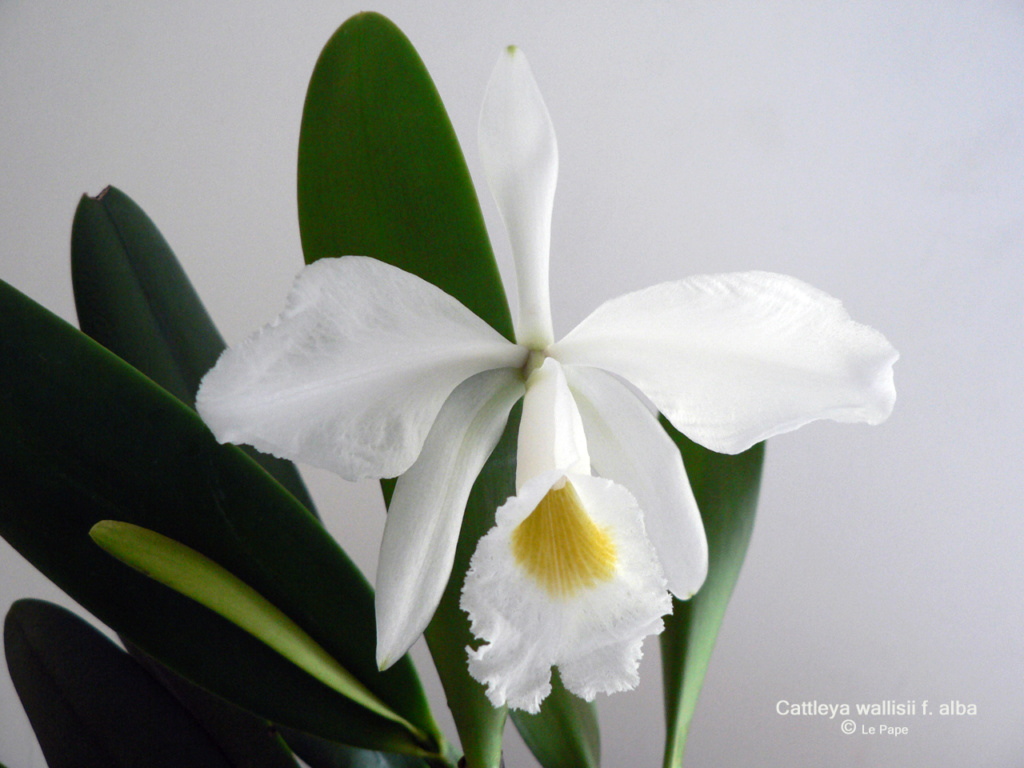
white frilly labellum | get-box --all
[461,471,671,712]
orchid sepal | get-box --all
[479,46,558,349]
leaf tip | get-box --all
[88,519,120,545]
[89,520,152,578]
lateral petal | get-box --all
[461,472,671,713]
[375,368,525,670]
[197,256,526,480]
[479,47,558,348]
[565,365,707,599]
[550,271,898,455]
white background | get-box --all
[1,3,1022,766]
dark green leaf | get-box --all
[0,280,440,757]
[421,403,522,768]
[658,423,764,768]
[4,599,233,768]
[126,644,303,768]
[70,187,344,761]
[297,12,513,342]
[510,671,599,768]
[70,185,318,516]
[281,727,431,768]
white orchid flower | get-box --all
[196,47,897,713]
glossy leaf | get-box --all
[658,422,765,767]
[91,521,419,735]
[69,186,417,764]
[421,404,522,768]
[4,599,234,768]
[70,185,318,516]
[509,672,600,768]
[297,12,513,342]
[0,279,441,757]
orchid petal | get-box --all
[565,365,707,599]
[550,271,898,455]
[479,47,558,349]
[375,368,525,670]
[461,472,671,713]
[197,256,526,480]
[516,358,589,490]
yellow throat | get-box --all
[511,479,617,597]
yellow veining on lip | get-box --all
[511,480,617,597]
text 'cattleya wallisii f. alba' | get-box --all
[197,47,897,713]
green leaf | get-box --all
[4,599,235,768]
[658,423,765,768]
[125,644,304,768]
[421,403,522,768]
[297,12,513,342]
[510,671,600,768]
[70,185,318,517]
[90,521,420,736]
[69,185,341,764]
[281,727,431,768]
[0,279,441,757]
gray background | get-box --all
[1,3,1021,766]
